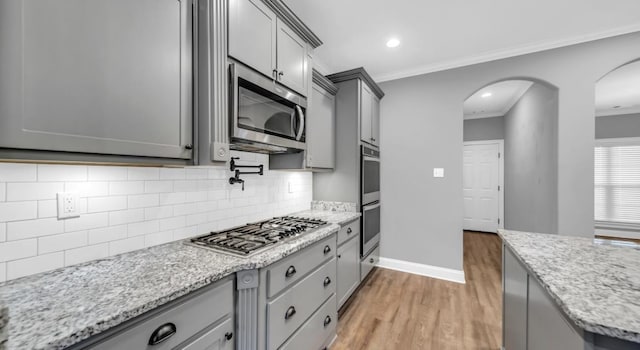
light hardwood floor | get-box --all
[332,231,502,350]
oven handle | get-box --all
[363,202,380,211]
[363,155,380,163]
[295,105,305,141]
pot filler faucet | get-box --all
[228,157,263,191]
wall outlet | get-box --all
[433,168,445,178]
[57,192,80,219]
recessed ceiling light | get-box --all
[481,92,492,98]
[386,38,400,48]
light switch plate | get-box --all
[57,192,80,219]
[433,168,445,178]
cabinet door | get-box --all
[228,0,277,78]
[276,20,308,95]
[371,95,380,147]
[503,247,528,350]
[307,83,335,169]
[360,83,373,144]
[0,0,193,159]
[337,236,360,308]
[179,317,234,350]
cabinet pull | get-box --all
[323,276,331,287]
[278,71,284,79]
[347,227,352,234]
[323,245,331,255]
[337,254,342,259]
[272,69,278,79]
[324,315,332,327]
[369,258,374,263]
[148,322,177,346]
[225,332,233,341]
[285,265,297,278]
[285,306,297,320]
[184,144,193,150]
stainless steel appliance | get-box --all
[229,62,307,154]
[361,202,381,257]
[190,216,327,256]
[361,145,380,205]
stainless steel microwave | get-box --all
[229,62,307,154]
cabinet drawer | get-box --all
[278,295,337,350]
[337,219,359,246]
[179,317,234,350]
[361,245,380,281]
[267,235,336,298]
[267,258,337,350]
[89,279,233,350]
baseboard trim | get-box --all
[377,257,466,284]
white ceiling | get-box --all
[284,0,640,82]
[596,60,640,116]
[464,81,533,119]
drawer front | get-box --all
[267,258,337,350]
[360,245,380,281]
[267,234,336,298]
[179,317,234,350]
[278,295,337,350]
[90,279,234,350]
[337,219,359,246]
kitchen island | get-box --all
[0,209,359,350]
[499,229,640,350]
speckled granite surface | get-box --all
[499,229,640,343]
[295,209,360,225]
[0,215,342,350]
[310,201,357,213]
[0,303,7,350]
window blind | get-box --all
[595,139,640,225]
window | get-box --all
[595,138,640,227]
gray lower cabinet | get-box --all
[0,0,194,161]
[502,247,528,350]
[337,234,360,309]
[80,277,234,350]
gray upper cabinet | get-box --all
[0,0,193,160]
[228,0,277,79]
[228,0,309,96]
[371,94,381,147]
[307,81,336,169]
[360,83,374,145]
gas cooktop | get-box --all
[189,216,328,256]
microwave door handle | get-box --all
[295,105,304,141]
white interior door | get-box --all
[463,142,502,232]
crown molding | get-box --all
[312,69,339,95]
[262,0,323,48]
[327,67,385,99]
[374,24,640,83]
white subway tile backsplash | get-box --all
[64,243,109,266]
[0,239,37,262]
[38,164,87,182]
[109,236,145,255]
[109,181,144,196]
[88,225,128,245]
[64,212,108,232]
[0,163,37,182]
[128,193,160,209]
[0,153,312,282]
[38,231,88,254]
[0,201,38,222]
[7,218,65,241]
[88,196,127,213]
[6,252,64,280]
[127,167,160,181]
[108,209,144,226]
[128,220,159,237]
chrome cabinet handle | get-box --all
[347,228,352,234]
[324,315,332,327]
[285,265,297,278]
[285,306,297,320]
[148,323,176,346]
[323,276,331,287]
[323,245,331,255]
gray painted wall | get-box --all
[596,113,640,139]
[379,32,640,271]
[504,83,558,234]
[463,116,505,141]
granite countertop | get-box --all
[499,229,640,343]
[0,210,355,350]
[0,303,7,350]
[293,209,361,225]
